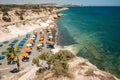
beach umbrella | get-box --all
[30,37,35,40]
[40,34,44,38]
[38,41,44,44]
[26,44,32,47]
[37,44,42,47]
[31,35,36,38]
[0,44,3,47]
[48,36,53,39]
[40,32,44,35]
[25,47,31,51]
[21,52,28,57]
[27,39,34,43]
[39,38,44,41]
[49,41,55,45]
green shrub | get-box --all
[55,50,75,61]
[85,69,94,76]
[15,46,20,51]
[32,58,39,67]
[33,50,75,76]
[20,16,24,20]
[39,52,50,61]
[1,7,10,16]
[2,16,11,22]
[106,75,116,80]
[52,61,69,76]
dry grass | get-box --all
[85,69,94,76]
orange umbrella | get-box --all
[27,39,34,43]
[21,52,28,57]
[40,34,44,38]
[49,41,55,45]
[38,41,44,44]
[39,38,44,41]
[25,47,31,51]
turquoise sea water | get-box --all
[57,7,120,78]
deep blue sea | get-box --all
[57,6,120,78]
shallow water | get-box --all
[57,6,120,78]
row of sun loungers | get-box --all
[0,27,56,65]
[0,34,31,65]
[21,32,37,62]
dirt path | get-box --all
[18,66,39,80]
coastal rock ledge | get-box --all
[26,57,118,80]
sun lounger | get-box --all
[2,51,7,55]
[0,56,5,60]
[0,44,3,47]
[12,39,19,43]
[20,41,26,44]
[26,34,31,38]
[22,38,28,41]
[3,40,9,44]
[18,43,24,47]
[15,51,20,54]
[9,43,15,46]
[47,44,54,48]
[7,61,16,65]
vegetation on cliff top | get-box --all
[32,50,75,76]
[0,4,56,22]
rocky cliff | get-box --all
[29,57,119,80]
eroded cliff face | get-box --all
[0,7,59,42]
[31,57,118,80]
[0,6,59,30]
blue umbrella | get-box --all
[0,56,5,60]
[0,44,3,47]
